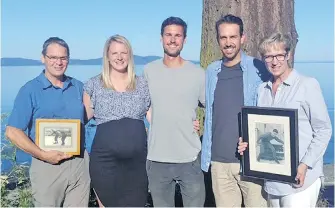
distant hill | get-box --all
[1,56,199,66]
[295,60,334,63]
[1,58,43,66]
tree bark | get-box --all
[200,0,298,69]
[197,0,298,137]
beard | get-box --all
[164,48,181,57]
[163,44,183,57]
[222,46,240,61]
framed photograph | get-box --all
[241,106,299,183]
[35,119,81,155]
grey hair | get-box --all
[259,32,292,56]
[42,37,70,57]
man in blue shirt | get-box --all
[201,15,270,207]
[5,37,90,207]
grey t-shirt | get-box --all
[84,75,150,125]
[144,59,205,163]
[212,62,243,163]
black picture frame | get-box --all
[241,106,299,183]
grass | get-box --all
[1,114,33,207]
[317,187,331,207]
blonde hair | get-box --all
[101,35,136,90]
[259,32,293,56]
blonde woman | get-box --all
[238,32,332,207]
[83,35,151,207]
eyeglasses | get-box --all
[45,55,69,62]
[263,53,287,63]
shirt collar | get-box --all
[240,50,248,72]
[217,50,248,72]
[266,69,298,88]
[283,68,298,86]
[37,70,72,89]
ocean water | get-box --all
[1,62,334,172]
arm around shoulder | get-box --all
[83,77,97,122]
[83,92,94,121]
[146,107,152,124]
[199,68,206,107]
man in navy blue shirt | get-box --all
[5,37,90,207]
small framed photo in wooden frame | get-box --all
[241,106,299,183]
[35,119,81,155]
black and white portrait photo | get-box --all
[242,106,298,182]
[255,123,285,165]
[44,127,72,147]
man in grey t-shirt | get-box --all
[144,16,206,207]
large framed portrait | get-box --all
[241,106,299,183]
[35,119,81,155]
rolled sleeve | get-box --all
[301,78,332,168]
[7,85,33,130]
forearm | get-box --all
[146,107,152,124]
[86,108,94,122]
[83,92,94,122]
[83,107,93,125]
[5,126,45,160]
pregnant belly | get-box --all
[91,118,147,159]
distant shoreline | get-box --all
[1,57,200,66]
[1,57,333,67]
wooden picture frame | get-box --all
[35,119,81,155]
[241,106,299,183]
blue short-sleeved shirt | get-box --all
[7,70,85,142]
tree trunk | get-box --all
[197,0,298,136]
[200,0,298,69]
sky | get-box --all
[1,0,334,62]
